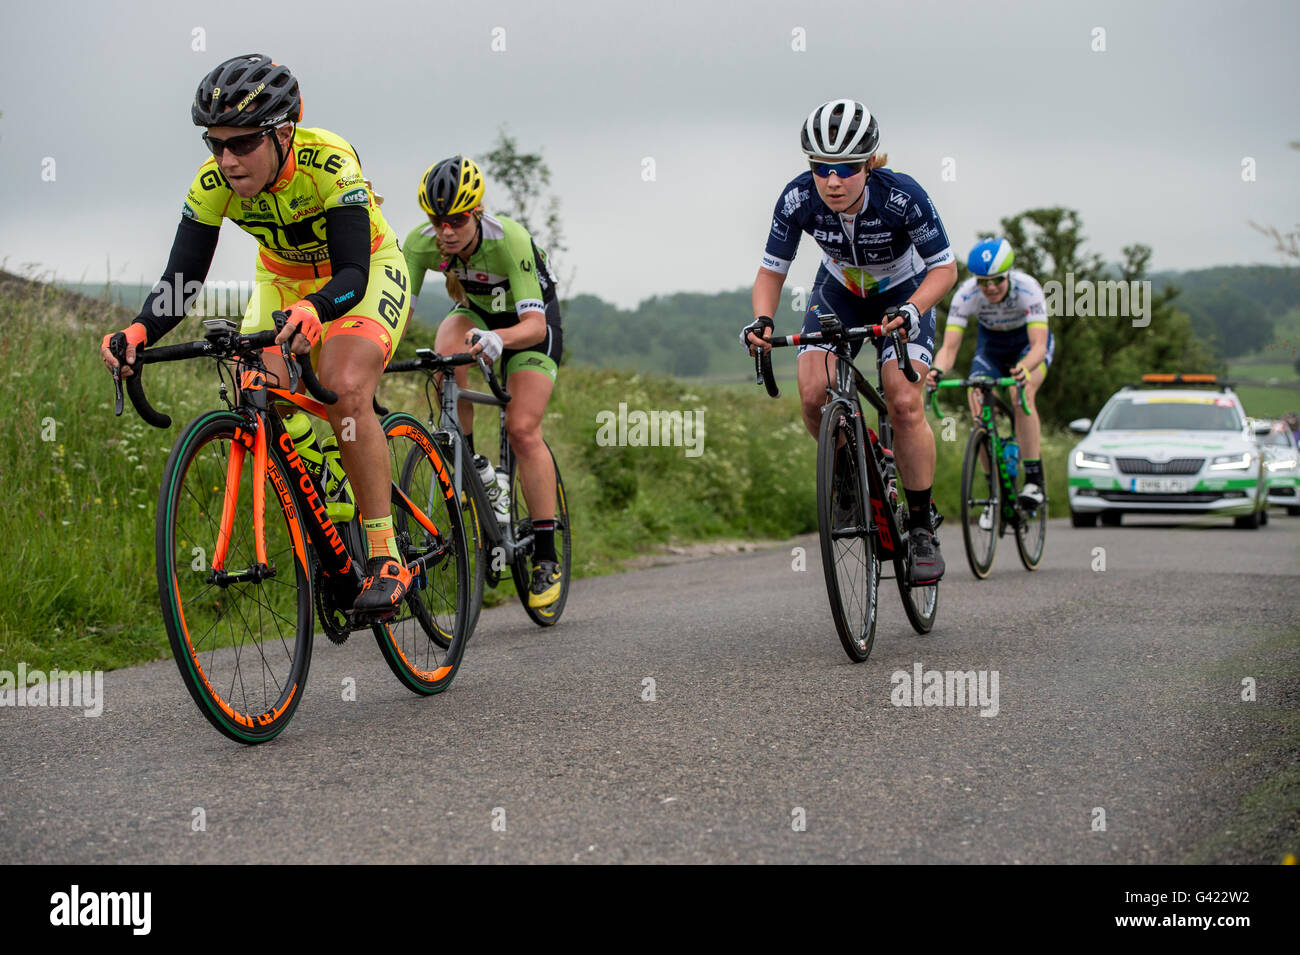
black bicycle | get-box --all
[753,311,938,662]
[109,313,472,744]
[384,346,572,630]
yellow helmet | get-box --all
[417,155,484,216]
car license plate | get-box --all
[1131,477,1187,493]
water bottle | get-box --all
[492,469,511,525]
[1003,438,1020,480]
[473,455,511,524]
[320,433,355,523]
[284,412,325,486]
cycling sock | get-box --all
[906,487,934,532]
[1024,459,1044,487]
[363,515,401,561]
[532,519,557,563]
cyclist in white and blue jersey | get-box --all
[742,99,958,583]
[928,238,1054,511]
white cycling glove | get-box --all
[470,329,504,362]
[886,303,922,342]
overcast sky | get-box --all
[1,0,1297,310]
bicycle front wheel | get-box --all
[960,427,999,579]
[379,413,473,694]
[509,441,573,627]
[156,410,313,745]
[817,404,879,662]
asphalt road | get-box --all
[3,515,1297,864]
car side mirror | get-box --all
[1253,422,1272,436]
[1068,418,1092,435]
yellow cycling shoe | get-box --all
[527,560,562,608]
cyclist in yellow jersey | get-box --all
[100,54,415,614]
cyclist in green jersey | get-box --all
[402,156,565,609]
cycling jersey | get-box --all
[403,212,562,380]
[403,212,558,319]
[946,271,1049,333]
[183,126,395,270]
[761,167,955,297]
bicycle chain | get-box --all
[313,564,352,645]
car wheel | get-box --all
[1234,510,1260,529]
[1287,506,1300,516]
[1070,510,1098,528]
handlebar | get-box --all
[384,345,512,404]
[751,322,919,399]
[926,375,1032,417]
[108,310,338,429]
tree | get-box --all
[479,128,571,294]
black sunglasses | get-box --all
[202,128,275,158]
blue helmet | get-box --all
[967,238,1014,276]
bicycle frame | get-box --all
[930,376,1027,530]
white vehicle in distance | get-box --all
[1260,420,1300,516]
[1067,374,1271,529]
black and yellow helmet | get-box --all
[417,155,484,216]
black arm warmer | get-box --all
[303,206,371,324]
[133,218,221,344]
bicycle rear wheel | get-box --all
[1015,482,1048,571]
[893,498,939,634]
[156,410,313,745]
[817,404,879,662]
[378,413,472,694]
[399,437,486,646]
[960,427,999,579]
[509,441,572,627]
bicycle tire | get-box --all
[893,498,939,634]
[960,427,999,579]
[817,403,879,662]
[376,413,473,694]
[1014,483,1048,571]
[156,410,313,745]
[399,439,486,645]
[509,441,572,627]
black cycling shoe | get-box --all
[353,556,414,618]
[907,527,945,584]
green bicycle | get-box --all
[929,376,1046,578]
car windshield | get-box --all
[1095,396,1243,431]
[1268,429,1296,449]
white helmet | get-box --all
[801,99,879,160]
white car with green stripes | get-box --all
[1067,375,1270,529]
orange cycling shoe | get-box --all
[354,556,414,616]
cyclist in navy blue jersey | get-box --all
[742,99,957,583]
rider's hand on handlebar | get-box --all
[741,315,774,355]
[926,365,945,388]
[467,328,504,362]
[101,323,148,378]
[1011,363,1029,386]
[275,300,321,355]
[881,302,921,343]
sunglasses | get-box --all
[976,276,1008,287]
[431,211,473,229]
[202,128,275,158]
[810,160,867,179]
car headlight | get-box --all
[1074,451,1110,470]
[1266,458,1297,472]
[1209,452,1252,471]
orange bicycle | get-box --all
[109,313,472,744]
